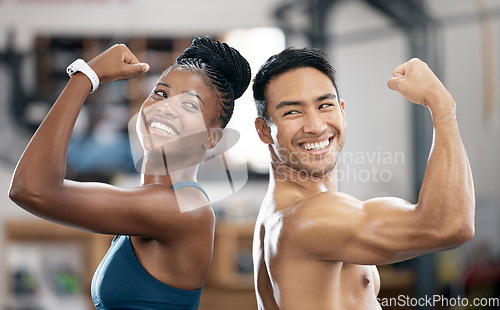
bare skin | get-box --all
[253,61,475,309]
[9,44,224,291]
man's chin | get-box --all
[289,163,336,178]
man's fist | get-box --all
[387,58,452,109]
[87,44,149,84]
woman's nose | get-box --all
[157,101,178,118]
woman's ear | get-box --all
[204,128,223,150]
[255,117,273,144]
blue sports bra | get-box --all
[91,181,209,310]
[171,180,209,202]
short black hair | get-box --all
[175,36,251,128]
[252,47,338,122]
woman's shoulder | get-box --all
[133,182,213,217]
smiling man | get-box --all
[251,47,475,310]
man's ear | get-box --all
[204,128,223,150]
[339,99,347,126]
[255,117,273,144]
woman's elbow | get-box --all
[8,179,24,204]
[8,178,44,208]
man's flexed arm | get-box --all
[387,58,475,241]
[290,58,474,265]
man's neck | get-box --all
[269,158,339,196]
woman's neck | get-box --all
[140,151,199,187]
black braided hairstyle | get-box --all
[174,36,251,128]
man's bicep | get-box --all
[290,193,434,265]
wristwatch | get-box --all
[66,59,100,93]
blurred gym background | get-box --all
[0,0,499,309]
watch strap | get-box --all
[66,59,100,93]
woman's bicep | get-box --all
[59,181,152,234]
[15,179,182,238]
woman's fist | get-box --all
[87,44,149,84]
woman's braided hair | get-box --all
[175,36,251,128]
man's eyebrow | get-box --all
[275,93,337,110]
[316,93,337,102]
[156,83,205,105]
[275,100,302,110]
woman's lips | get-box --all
[145,114,181,137]
[149,120,179,136]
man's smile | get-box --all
[299,138,330,151]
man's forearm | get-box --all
[416,93,475,244]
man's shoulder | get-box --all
[289,191,361,214]
[259,190,362,230]
[304,191,361,207]
[268,191,361,235]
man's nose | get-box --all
[303,112,327,134]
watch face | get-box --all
[66,59,99,93]
[67,61,79,75]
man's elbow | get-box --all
[440,219,475,248]
[436,199,476,247]
[457,221,475,244]
[454,201,476,244]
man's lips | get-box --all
[299,137,331,151]
[294,129,339,153]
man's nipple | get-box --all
[362,275,371,286]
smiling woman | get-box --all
[8,37,251,310]
[137,73,214,157]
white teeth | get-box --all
[301,139,330,151]
[150,121,178,136]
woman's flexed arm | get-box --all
[9,44,149,227]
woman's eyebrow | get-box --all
[156,82,170,88]
[156,83,205,105]
[185,91,205,106]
